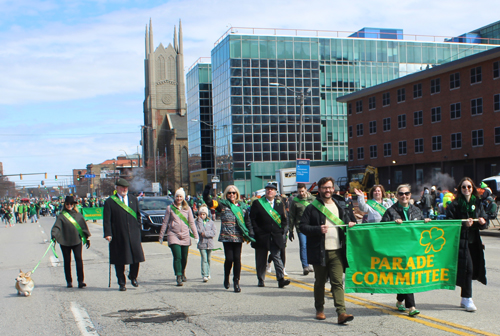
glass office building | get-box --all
[207,27,498,193]
[187,62,214,174]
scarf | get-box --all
[397,203,410,221]
[458,195,477,218]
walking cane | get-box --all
[108,262,111,288]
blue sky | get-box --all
[0,0,498,189]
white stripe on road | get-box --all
[70,302,100,336]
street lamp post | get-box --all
[270,83,311,160]
[191,119,218,196]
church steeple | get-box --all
[149,18,154,55]
[145,25,149,57]
[179,19,183,56]
[174,25,178,53]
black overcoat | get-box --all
[103,195,145,265]
[249,197,287,250]
[51,210,90,246]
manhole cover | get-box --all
[103,308,187,324]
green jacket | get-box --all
[289,193,316,232]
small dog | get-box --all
[15,270,35,296]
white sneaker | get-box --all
[461,298,477,312]
[202,277,208,282]
[266,263,272,273]
[308,265,314,272]
[283,268,288,276]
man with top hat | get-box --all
[103,178,145,291]
[248,182,290,288]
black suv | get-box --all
[138,196,173,242]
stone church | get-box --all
[143,19,189,192]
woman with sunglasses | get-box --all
[354,185,393,223]
[382,184,429,317]
[203,184,254,292]
[445,177,487,312]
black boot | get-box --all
[176,276,183,286]
[233,279,241,293]
[223,277,230,289]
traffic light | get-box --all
[55,175,58,180]
[41,180,45,186]
[77,170,82,181]
[45,173,47,179]
[20,174,23,180]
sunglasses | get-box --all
[227,191,237,195]
[461,185,472,190]
[398,192,411,196]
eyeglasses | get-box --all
[461,185,472,190]
[398,192,411,196]
[227,191,237,195]
[320,187,334,190]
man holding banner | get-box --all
[300,177,356,325]
[103,178,145,291]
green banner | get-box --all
[345,220,461,294]
[80,207,104,220]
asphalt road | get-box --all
[1,215,499,336]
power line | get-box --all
[0,132,138,137]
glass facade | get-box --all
[208,30,497,189]
[187,63,214,174]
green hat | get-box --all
[480,182,487,188]
[115,178,130,187]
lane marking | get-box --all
[70,301,100,336]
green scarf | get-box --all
[397,203,410,221]
[366,199,387,217]
[110,195,137,220]
[458,195,477,218]
[258,197,282,228]
[219,199,255,242]
[62,211,87,244]
[293,197,311,207]
[311,199,344,227]
[171,205,195,238]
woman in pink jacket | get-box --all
[159,188,199,286]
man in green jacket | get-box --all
[289,183,316,275]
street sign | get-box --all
[68,184,76,188]
[296,159,310,183]
[152,182,160,193]
[84,174,96,178]
[211,175,220,183]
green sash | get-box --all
[293,197,311,207]
[171,205,195,238]
[223,200,255,243]
[366,199,387,217]
[110,195,137,220]
[62,211,87,244]
[258,198,282,228]
[311,199,344,227]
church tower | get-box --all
[143,19,188,193]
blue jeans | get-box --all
[298,232,308,268]
[199,249,212,278]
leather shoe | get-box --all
[78,282,86,289]
[130,279,139,287]
[278,279,290,288]
[224,279,230,289]
[67,283,73,288]
[258,280,265,287]
[338,313,354,325]
[315,311,326,320]
[234,282,241,293]
[119,285,126,291]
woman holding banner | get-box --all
[382,184,429,317]
[203,184,254,293]
[159,188,199,286]
[445,177,487,312]
[354,185,393,223]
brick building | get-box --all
[338,47,500,190]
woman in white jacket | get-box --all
[354,185,393,223]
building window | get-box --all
[369,121,377,134]
[430,78,440,94]
[383,143,392,157]
[451,133,462,149]
[348,125,353,138]
[399,141,407,155]
[369,97,376,110]
[349,148,353,161]
[382,92,390,106]
[472,129,484,147]
[356,100,363,113]
[432,135,442,151]
[413,83,422,98]
[495,94,500,112]
[397,88,406,102]
[414,138,424,153]
[494,61,499,79]
[495,127,500,144]
[450,102,461,119]
[370,145,377,159]
[431,107,441,123]
[394,171,403,184]
[471,98,483,116]
[470,66,482,84]
[356,124,364,136]
[450,72,460,89]
[357,147,364,160]
[348,103,352,115]
[414,110,423,126]
[383,117,391,131]
[398,114,406,129]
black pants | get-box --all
[460,246,474,298]
[268,247,286,267]
[223,242,242,281]
[60,243,84,284]
[114,263,140,286]
[396,293,416,308]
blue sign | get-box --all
[68,184,76,188]
[296,159,310,183]
[84,174,96,178]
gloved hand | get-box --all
[85,240,91,249]
[288,230,295,242]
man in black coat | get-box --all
[249,183,290,288]
[103,178,145,291]
[299,177,356,325]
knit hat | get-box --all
[175,188,186,200]
[198,206,209,216]
[481,182,488,189]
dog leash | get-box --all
[31,240,59,274]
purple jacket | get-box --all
[160,205,199,246]
[194,217,216,250]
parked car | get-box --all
[138,196,173,242]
